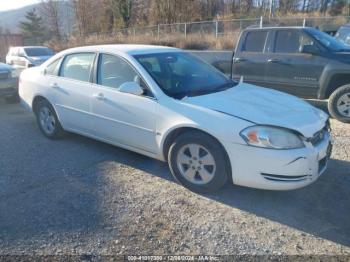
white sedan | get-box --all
[19,45,332,192]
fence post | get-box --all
[157,24,160,39]
[215,20,218,38]
[303,18,306,27]
[184,22,187,38]
[260,16,263,28]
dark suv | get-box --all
[232,26,350,123]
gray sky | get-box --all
[0,0,41,12]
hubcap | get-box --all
[336,93,350,117]
[176,143,216,185]
[39,106,56,135]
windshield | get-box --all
[24,47,54,57]
[335,26,350,45]
[307,28,349,51]
[133,52,237,99]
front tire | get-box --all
[328,85,350,123]
[168,131,229,193]
[35,100,64,139]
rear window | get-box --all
[24,47,54,57]
[243,31,267,52]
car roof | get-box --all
[10,46,51,50]
[61,44,179,56]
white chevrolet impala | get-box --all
[19,45,332,192]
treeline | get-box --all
[19,0,349,45]
[69,0,350,35]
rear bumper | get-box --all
[0,78,18,97]
[224,132,331,190]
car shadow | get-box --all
[102,141,350,247]
[65,128,350,248]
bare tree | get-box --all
[72,0,100,36]
[41,0,62,42]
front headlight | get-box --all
[240,125,304,149]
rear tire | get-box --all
[168,131,230,193]
[35,100,65,139]
[328,85,350,123]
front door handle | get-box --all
[234,57,247,63]
[93,93,106,101]
[50,83,59,89]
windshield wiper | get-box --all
[212,80,237,92]
[177,80,238,99]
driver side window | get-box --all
[97,54,151,96]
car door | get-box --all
[264,29,327,98]
[46,52,96,134]
[90,53,158,153]
[232,29,269,86]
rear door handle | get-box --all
[93,93,106,101]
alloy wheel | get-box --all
[39,106,56,135]
[176,143,216,185]
[336,92,350,117]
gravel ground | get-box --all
[0,99,349,258]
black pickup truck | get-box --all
[231,26,350,123]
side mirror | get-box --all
[301,44,319,55]
[118,82,144,96]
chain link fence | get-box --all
[81,16,350,48]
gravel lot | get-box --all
[0,99,349,257]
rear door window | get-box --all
[243,31,268,52]
[59,53,95,82]
[46,58,62,76]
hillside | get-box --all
[0,2,74,35]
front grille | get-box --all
[0,72,9,80]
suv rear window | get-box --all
[243,31,267,52]
[24,47,54,57]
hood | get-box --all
[331,51,350,64]
[0,62,13,72]
[182,83,328,138]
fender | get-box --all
[318,61,350,99]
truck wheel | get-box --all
[328,85,350,123]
